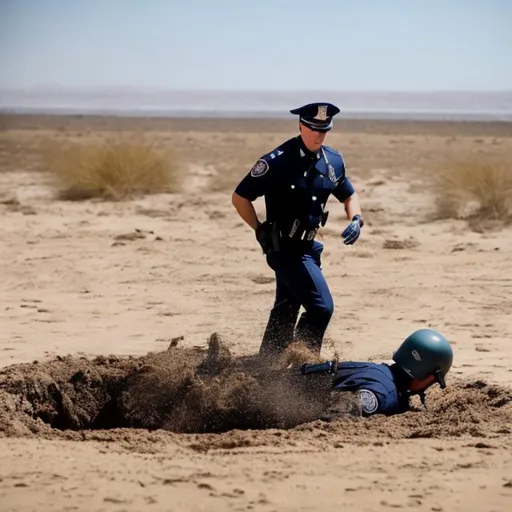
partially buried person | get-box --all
[300,328,454,416]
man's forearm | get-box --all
[232,192,260,230]
[343,193,362,220]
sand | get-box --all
[0,113,511,511]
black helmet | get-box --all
[392,329,453,388]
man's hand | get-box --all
[341,214,364,245]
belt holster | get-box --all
[256,221,281,255]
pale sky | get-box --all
[1,0,511,91]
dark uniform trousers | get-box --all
[259,240,334,356]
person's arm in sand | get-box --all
[231,192,260,231]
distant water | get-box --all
[1,88,512,122]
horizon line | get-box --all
[2,86,512,95]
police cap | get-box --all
[290,102,341,132]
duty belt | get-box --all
[288,219,317,242]
[286,211,328,242]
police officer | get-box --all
[300,329,454,416]
[232,102,363,356]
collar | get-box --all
[388,363,414,411]
[297,136,321,161]
[389,363,413,391]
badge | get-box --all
[358,389,379,414]
[412,349,422,361]
[315,105,328,121]
[250,159,269,177]
[288,219,300,238]
[328,164,337,184]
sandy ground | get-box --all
[0,114,511,511]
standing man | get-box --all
[232,102,363,356]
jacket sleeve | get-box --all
[234,157,273,201]
[332,175,355,202]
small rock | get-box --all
[382,238,419,250]
[0,191,20,206]
[168,336,184,349]
[21,206,37,215]
[114,231,146,241]
[250,275,274,284]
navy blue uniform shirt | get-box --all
[235,136,355,247]
[332,362,411,416]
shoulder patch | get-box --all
[250,159,269,177]
[358,389,379,414]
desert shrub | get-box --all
[432,153,512,223]
[38,134,182,200]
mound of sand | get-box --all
[0,335,332,438]
[1,334,511,446]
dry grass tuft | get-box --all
[432,153,512,225]
[38,134,182,200]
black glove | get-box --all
[255,221,280,255]
[341,214,364,245]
